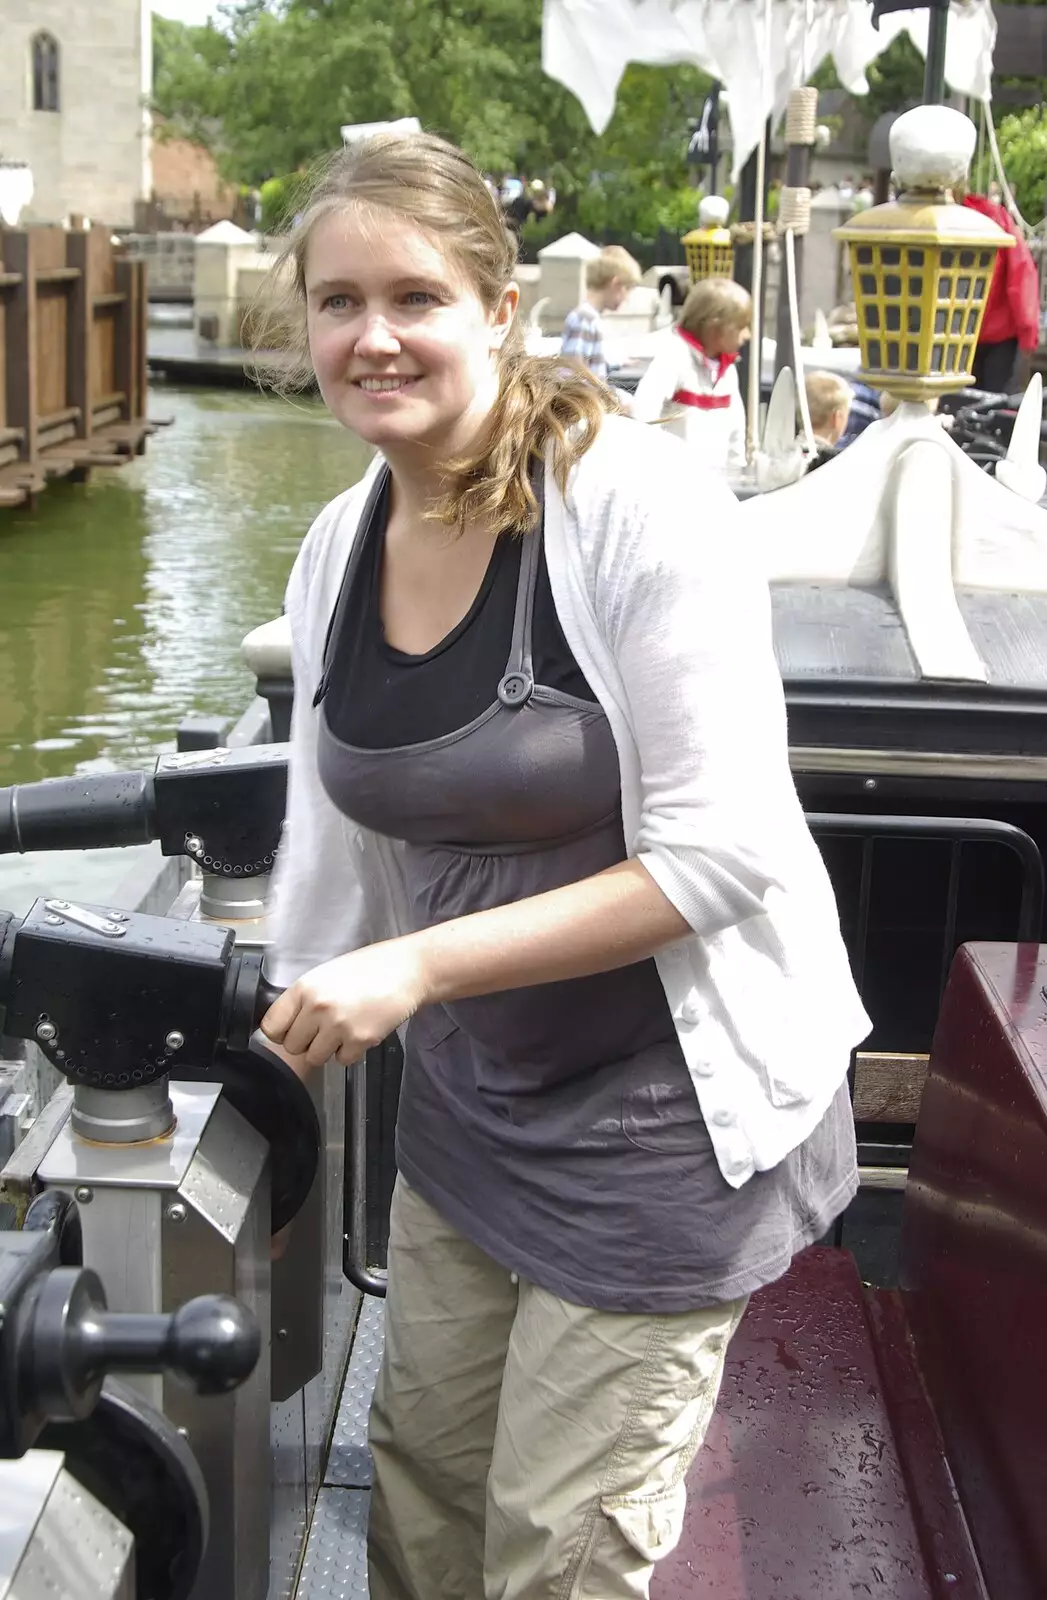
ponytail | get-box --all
[432,334,622,535]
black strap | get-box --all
[312,463,391,707]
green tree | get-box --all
[982,106,1047,221]
[150,0,709,219]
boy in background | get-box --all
[804,370,854,470]
[632,277,752,479]
[560,248,642,382]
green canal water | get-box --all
[0,386,371,915]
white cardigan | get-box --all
[631,328,747,478]
[269,414,870,1188]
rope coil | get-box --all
[777,186,812,235]
[785,86,819,147]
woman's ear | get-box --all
[491,281,520,350]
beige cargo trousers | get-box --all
[368,1180,747,1600]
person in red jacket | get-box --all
[962,191,1041,393]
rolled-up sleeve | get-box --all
[590,451,802,939]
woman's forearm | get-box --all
[410,858,691,1006]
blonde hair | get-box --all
[251,132,620,534]
[805,370,853,435]
[678,277,752,343]
[586,247,642,291]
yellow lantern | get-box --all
[683,195,734,284]
[833,106,1013,400]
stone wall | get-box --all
[0,0,150,227]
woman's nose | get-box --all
[355,314,401,357]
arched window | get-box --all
[31,32,60,113]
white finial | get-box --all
[889,105,977,191]
[698,195,730,228]
[996,373,1047,502]
[811,309,832,353]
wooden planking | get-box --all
[35,285,70,419]
[91,307,118,404]
[853,1051,929,1124]
[0,226,152,508]
[66,231,93,444]
[3,230,37,464]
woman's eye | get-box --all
[404,290,437,308]
[323,294,351,312]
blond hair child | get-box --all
[804,370,854,469]
[560,248,642,382]
[632,277,752,477]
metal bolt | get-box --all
[166,1202,188,1224]
[49,900,69,911]
[74,1186,94,1205]
[177,1426,189,1440]
[276,1327,288,1341]
[107,911,129,922]
[101,921,126,935]
[186,835,204,856]
[863,777,877,791]
[43,914,63,926]
[36,1021,57,1043]
[165,1030,185,1052]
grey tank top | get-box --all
[314,466,858,1312]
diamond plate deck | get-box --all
[293,1489,370,1600]
[325,1296,386,1488]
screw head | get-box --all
[49,901,69,911]
[36,1021,57,1043]
[185,835,204,857]
[165,1031,185,1052]
[177,1426,189,1439]
[74,1186,94,1205]
[43,914,63,926]
[166,1201,188,1224]
[108,911,129,922]
[863,777,878,791]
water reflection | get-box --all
[0,385,370,912]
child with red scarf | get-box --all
[632,278,751,478]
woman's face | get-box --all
[304,205,517,461]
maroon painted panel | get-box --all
[900,942,1047,1600]
[655,1248,945,1600]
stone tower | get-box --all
[0,0,152,227]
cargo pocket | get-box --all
[599,1479,688,1565]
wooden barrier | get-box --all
[0,225,163,509]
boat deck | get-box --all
[294,1295,384,1600]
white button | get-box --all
[509,1273,519,1286]
[680,999,702,1025]
[692,1059,715,1078]
[710,1108,735,1128]
[726,1156,751,1177]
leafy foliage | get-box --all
[151,0,711,225]
[981,106,1047,222]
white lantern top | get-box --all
[698,195,730,228]
[889,105,977,192]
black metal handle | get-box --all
[26,1267,261,1423]
[0,771,155,854]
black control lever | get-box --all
[3,1201,260,1459]
[0,744,288,878]
[0,898,316,1233]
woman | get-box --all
[257,131,870,1600]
